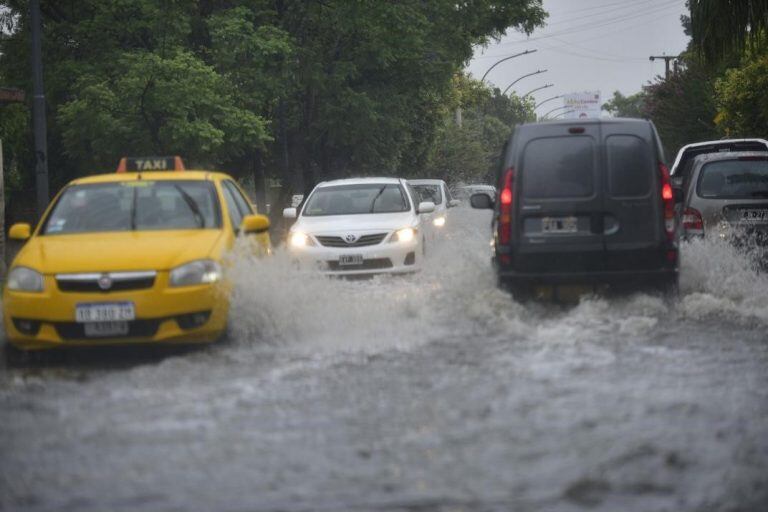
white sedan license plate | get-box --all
[542,216,578,233]
[740,209,768,222]
[76,302,135,323]
[84,321,129,338]
[339,254,364,266]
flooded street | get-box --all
[1,208,767,512]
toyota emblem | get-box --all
[98,274,113,290]
[345,234,358,244]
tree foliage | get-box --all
[689,0,768,64]
[0,0,546,214]
[602,90,647,118]
[714,51,768,136]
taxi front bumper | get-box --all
[3,273,229,350]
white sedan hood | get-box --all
[292,212,416,234]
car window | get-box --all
[43,181,221,234]
[697,159,768,199]
[412,184,443,205]
[221,184,245,231]
[522,137,595,198]
[303,184,410,216]
[223,180,253,216]
[606,135,652,197]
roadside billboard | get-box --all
[563,91,601,119]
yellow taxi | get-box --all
[3,156,270,351]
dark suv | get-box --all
[471,118,679,296]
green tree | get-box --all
[602,90,647,118]
[689,0,768,64]
[714,50,768,136]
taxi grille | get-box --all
[316,233,388,248]
[54,320,160,340]
[56,271,156,293]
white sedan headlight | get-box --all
[7,266,44,292]
[433,216,446,227]
[392,227,416,243]
[169,260,222,287]
[289,232,315,248]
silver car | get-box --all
[680,152,768,245]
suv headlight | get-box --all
[7,266,44,292]
[391,227,416,243]
[169,260,222,287]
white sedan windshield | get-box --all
[303,184,410,216]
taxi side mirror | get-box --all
[240,214,270,235]
[9,223,31,241]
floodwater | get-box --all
[1,208,766,512]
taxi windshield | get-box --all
[42,180,221,235]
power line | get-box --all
[547,0,676,28]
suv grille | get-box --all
[316,233,388,248]
[56,271,156,293]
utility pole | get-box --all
[30,0,49,219]
[649,55,680,80]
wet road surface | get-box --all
[1,209,767,512]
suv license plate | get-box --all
[740,209,768,222]
[542,216,578,233]
[84,321,129,338]
[339,254,364,266]
[76,302,135,323]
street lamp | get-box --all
[502,69,547,95]
[521,83,554,100]
[480,49,537,83]
[535,94,562,110]
[542,105,570,119]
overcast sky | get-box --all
[465,0,690,117]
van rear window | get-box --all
[522,137,594,198]
[607,135,652,197]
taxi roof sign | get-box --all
[116,156,185,173]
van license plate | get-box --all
[542,216,578,233]
[84,321,129,338]
[740,209,768,222]
[339,254,364,266]
[76,302,135,323]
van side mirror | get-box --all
[9,223,31,241]
[470,193,494,210]
[417,201,435,214]
[240,214,270,234]
[282,207,297,219]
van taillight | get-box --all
[682,207,704,234]
[659,162,675,240]
[498,167,515,245]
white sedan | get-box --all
[283,177,435,275]
[409,179,460,229]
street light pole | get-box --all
[542,105,570,119]
[30,0,49,219]
[480,49,537,83]
[502,69,547,96]
[553,110,576,119]
[521,83,554,100]
[535,95,562,110]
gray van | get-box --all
[471,118,679,296]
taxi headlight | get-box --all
[7,266,44,292]
[289,232,314,248]
[392,227,416,243]
[433,216,446,227]
[169,260,222,287]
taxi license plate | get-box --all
[542,216,578,233]
[339,254,364,266]
[740,209,768,222]
[84,321,129,338]
[76,302,135,323]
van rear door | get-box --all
[514,125,605,273]
[601,124,664,271]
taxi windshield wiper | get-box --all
[174,185,205,228]
[369,185,388,213]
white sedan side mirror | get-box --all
[283,207,297,219]
[417,201,435,214]
[448,199,461,208]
